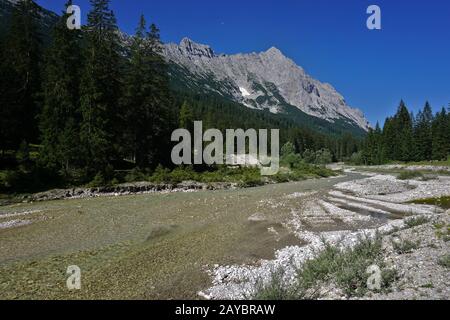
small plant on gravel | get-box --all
[252,235,398,300]
[252,267,298,300]
[392,239,420,254]
[405,216,430,228]
[306,236,398,297]
[397,171,423,180]
[437,254,450,268]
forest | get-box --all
[358,100,450,165]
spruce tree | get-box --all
[382,117,396,161]
[432,108,450,160]
[414,102,433,161]
[121,16,173,167]
[2,0,43,150]
[80,0,122,174]
[40,1,83,175]
[394,100,415,161]
[179,101,194,131]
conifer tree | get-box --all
[432,108,450,160]
[179,101,194,132]
[2,0,43,150]
[414,102,433,160]
[40,1,83,175]
[393,100,414,161]
[121,15,173,167]
[80,0,122,173]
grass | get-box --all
[433,222,450,241]
[410,196,450,210]
[397,171,423,180]
[437,254,450,268]
[404,216,430,228]
[252,235,398,300]
[392,239,420,254]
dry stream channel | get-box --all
[0,170,448,299]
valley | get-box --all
[1,167,448,300]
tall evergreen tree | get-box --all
[80,0,122,173]
[121,15,172,167]
[432,108,450,160]
[1,0,43,150]
[414,102,433,160]
[39,1,83,175]
[394,100,415,161]
[179,101,194,132]
[382,116,396,161]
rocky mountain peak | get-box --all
[264,46,283,57]
[179,37,216,59]
[164,37,371,132]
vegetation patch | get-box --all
[404,216,430,228]
[437,254,450,268]
[397,171,423,180]
[410,196,450,210]
[392,239,420,254]
[252,236,398,300]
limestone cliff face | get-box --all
[164,38,370,131]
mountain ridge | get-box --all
[164,37,370,132]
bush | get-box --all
[314,149,333,165]
[392,239,420,254]
[404,216,430,228]
[252,268,298,300]
[124,168,151,182]
[397,171,423,180]
[149,165,172,183]
[438,254,450,268]
[251,235,396,300]
[349,151,364,165]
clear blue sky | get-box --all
[37,0,450,126]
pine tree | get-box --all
[393,100,414,161]
[80,0,122,173]
[39,1,83,175]
[121,16,174,167]
[1,0,43,150]
[432,108,450,160]
[179,101,194,131]
[145,22,174,166]
[414,102,433,161]
[382,117,396,161]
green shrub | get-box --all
[349,151,364,165]
[405,216,430,228]
[124,168,151,182]
[397,171,423,180]
[392,239,420,254]
[149,165,172,183]
[252,268,298,300]
[438,254,450,268]
[87,172,107,188]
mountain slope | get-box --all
[164,38,370,133]
[0,0,59,37]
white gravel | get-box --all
[199,172,449,300]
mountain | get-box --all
[0,0,59,37]
[164,38,370,133]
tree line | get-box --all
[360,100,450,165]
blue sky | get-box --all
[37,0,450,126]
